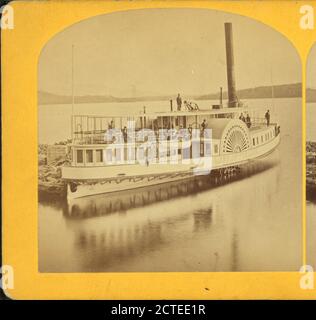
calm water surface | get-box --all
[307,102,316,269]
[39,98,303,272]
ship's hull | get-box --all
[64,134,280,200]
[67,172,194,200]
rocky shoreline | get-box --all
[38,144,69,199]
[307,141,316,201]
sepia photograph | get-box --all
[306,43,316,270]
[37,9,302,273]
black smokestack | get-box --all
[225,23,238,108]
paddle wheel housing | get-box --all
[207,119,251,155]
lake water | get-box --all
[38,98,304,272]
[307,102,316,269]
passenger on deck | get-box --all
[246,114,251,128]
[177,94,182,111]
[122,126,128,143]
[265,110,270,126]
[201,119,207,131]
[108,120,115,130]
[239,113,245,122]
[188,124,193,137]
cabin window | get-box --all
[253,138,255,146]
[96,149,103,162]
[86,150,93,163]
[76,150,83,163]
[214,144,219,154]
[256,137,259,144]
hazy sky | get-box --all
[38,9,301,97]
[307,44,316,89]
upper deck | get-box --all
[66,106,280,172]
[70,104,273,145]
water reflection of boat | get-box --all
[63,189,217,271]
[60,160,279,272]
[63,158,278,219]
[37,155,280,272]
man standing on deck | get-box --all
[201,119,207,131]
[188,124,193,137]
[265,110,270,126]
[177,94,182,111]
[246,114,251,128]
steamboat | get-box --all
[62,23,281,200]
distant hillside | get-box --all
[38,83,316,105]
[38,91,119,105]
[38,90,177,105]
[197,83,304,100]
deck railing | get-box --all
[71,115,279,145]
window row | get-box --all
[74,142,220,166]
[76,149,104,164]
[252,130,274,147]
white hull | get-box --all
[67,172,193,200]
[64,134,280,200]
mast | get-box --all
[71,44,75,114]
[71,44,74,142]
[270,67,275,110]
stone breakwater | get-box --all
[307,141,316,201]
[38,144,69,198]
